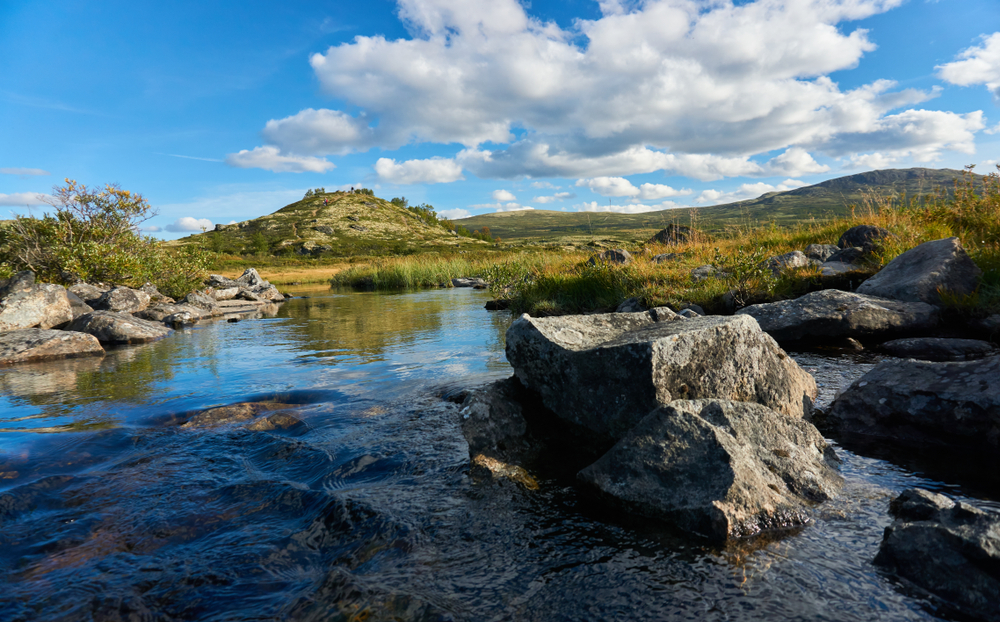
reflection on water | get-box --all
[0,289,989,621]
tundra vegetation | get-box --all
[332,166,1000,318]
[0,180,209,298]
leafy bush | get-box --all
[0,179,208,297]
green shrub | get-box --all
[0,179,208,297]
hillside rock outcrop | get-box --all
[857,237,981,305]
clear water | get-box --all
[0,288,990,621]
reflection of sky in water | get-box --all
[0,288,514,450]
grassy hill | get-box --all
[453,168,978,244]
[168,190,491,256]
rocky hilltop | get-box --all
[172,190,488,256]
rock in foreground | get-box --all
[0,328,104,365]
[874,488,1000,622]
[826,355,1000,451]
[578,400,842,541]
[506,312,816,442]
[736,289,939,343]
[460,377,535,465]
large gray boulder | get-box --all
[857,237,981,305]
[736,289,939,343]
[68,311,172,344]
[235,268,268,290]
[578,400,842,541]
[207,274,239,289]
[826,355,1000,451]
[0,284,73,331]
[649,224,693,245]
[874,488,1000,622]
[837,224,894,249]
[65,291,93,320]
[505,312,816,442]
[0,328,104,365]
[92,286,151,313]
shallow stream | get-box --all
[0,288,995,621]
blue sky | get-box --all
[2,0,998,238]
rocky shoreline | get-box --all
[0,268,286,365]
[465,228,1000,621]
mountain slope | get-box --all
[454,168,978,243]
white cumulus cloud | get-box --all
[576,201,660,214]
[532,192,575,203]
[937,32,1000,102]
[575,177,693,200]
[225,146,335,173]
[438,208,471,219]
[0,192,49,206]
[374,157,464,184]
[696,179,807,205]
[166,217,214,232]
[491,189,517,201]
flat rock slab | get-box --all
[0,284,73,331]
[875,488,1000,622]
[578,399,842,541]
[506,312,816,442]
[881,337,996,361]
[826,355,1000,451]
[135,302,212,323]
[68,311,172,344]
[0,328,104,365]
[857,237,981,305]
[736,289,939,343]
[452,277,488,288]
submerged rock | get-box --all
[0,284,73,331]
[874,488,1000,622]
[68,311,172,344]
[880,337,996,361]
[825,355,1000,451]
[578,399,842,541]
[857,237,981,305]
[181,401,300,428]
[736,289,939,343]
[505,312,816,442]
[0,328,104,365]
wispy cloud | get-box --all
[0,167,50,177]
[156,153,223,163]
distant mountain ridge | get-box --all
[453,167,980,242]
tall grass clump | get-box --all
[0,180,209,298]
[330,252,554,290]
